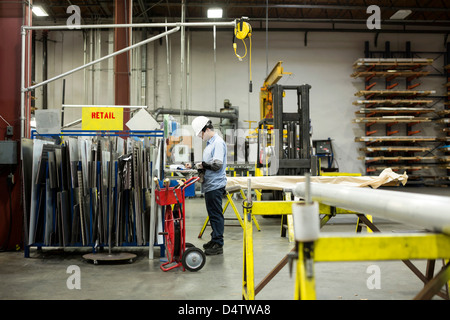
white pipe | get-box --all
[26,27,180,92]
[20,27,26,139]
[165,18,173,109]
[213,25,217,112]
[62,104,147,108]
[180,0,186,122]
[62,119,82,128]
[23,21,236,31]
[293,182,450,235]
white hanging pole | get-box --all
[20,27,26,139]
[293,182,450,236]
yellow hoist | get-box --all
[233,17,252,92]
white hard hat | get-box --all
[192,116,210,137]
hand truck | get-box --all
[156,176,206,272]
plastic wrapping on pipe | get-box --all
[293,182,450,236]
[226,168,408,191]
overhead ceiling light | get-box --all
[32,6,49,17]
[207,8,223,19]
[390,9,412,20]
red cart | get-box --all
[156,176,206,272]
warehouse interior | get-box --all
[1,0,450,305]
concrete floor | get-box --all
[0,186,449,301]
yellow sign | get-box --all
[81,107,123,131]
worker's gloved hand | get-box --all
[194,162,203,170]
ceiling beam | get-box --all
[141,2,450,13]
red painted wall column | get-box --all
[0,2,32,250]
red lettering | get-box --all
[90,110,118,121]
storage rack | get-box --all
[352,41,449,185]
[442,42,450,180]
[24,129,165,258]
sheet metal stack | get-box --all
[23,135,163,250]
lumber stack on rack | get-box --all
[352,52,448,185]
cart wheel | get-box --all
[182,247,206,272]
[185,242,195,248]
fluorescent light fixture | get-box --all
[390,9,412,20]
[207,8,223,19]
[32,6,49,17]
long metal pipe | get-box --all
[180,0,186,122]
[20,28,26,139]
[23,21,236,31]
[153,108,238,121]
[293,183,450,236]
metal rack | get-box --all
[443,43,450,182]
[23,129,165,259]
[353,41,449,185]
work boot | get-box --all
[204,243,223,255]
[203,240,214,249]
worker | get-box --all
[186,116,227,255]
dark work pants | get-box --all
[204,187,225,246]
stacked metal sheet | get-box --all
[23,135,163,250]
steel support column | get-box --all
[114,0,132,126]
